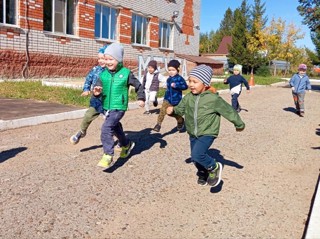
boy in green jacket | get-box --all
[167,65,245,187]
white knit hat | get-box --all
[104,42,124,62]
[189,64,213,86]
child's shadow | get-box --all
[185,148,243,193]
[149,108,160,115]
[283,107,297,115]
[104,127,177,173]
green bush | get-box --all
[256,65,271,77]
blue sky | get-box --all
[200,0,315,50]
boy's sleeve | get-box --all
[173,94,187,116]
[83,67,96,92]
[241,76,250,90]
[289,74,295,86]
[213,95,245,129]
[306,76,312,90]
[175,76,188,90]
[128,72,145,101]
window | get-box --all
[0,0,16,25]
[131,14,148,45]
[43,0,76,35]
[159,21,172,49]
[95,4,117,40]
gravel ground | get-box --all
[1,84,320,239]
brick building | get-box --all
[0,0,201,79]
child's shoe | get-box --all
[70,130,86,145]
[97,154,113,168]
[197,170,208,186]
[120,141,135,158]
[153,97,158,107]
[299,111,305,117]
[143,111,151,115]
[177,118,185,132]
[207,162,222,187]
[153,123,161,132]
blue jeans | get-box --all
[231,93,241,111]
[101,110,129,155]
[190,135,216,170]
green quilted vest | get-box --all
[100,67,131,111]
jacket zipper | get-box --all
[108,76,114,109]
[194,95,200,137]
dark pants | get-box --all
[292,91,305,112]
[190,135,216,170]
[231,93,241,111]
[101,110,129,155]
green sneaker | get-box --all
[120,141,135,158]
[207,162,222,187]
[97,154,113,168]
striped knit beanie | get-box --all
[189,64,213,86]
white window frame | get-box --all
[43,0,76,35]
[0,0,17,25]
[94,4,117,40]
[131,13,149,46]
[159,21,173,49]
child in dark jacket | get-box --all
[70,45,107,144]
[167,65,245,187]
[152,60,188,132]
[224,64,250,112]
[289,63,312,117]
[93,43,145,169]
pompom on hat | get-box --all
[189,64,213,86]
[148,60,157,70]
[168,60,181,71]
[298,64,307,71]
[104,42,124,62]
[233,64,242,72]
[98,44,108,54]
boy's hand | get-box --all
[138,100,145,108]
[166,106,174,115]
[93,86,102,96]
[236,127,245,132]
[81,91,90,96]
[171,83,176,88]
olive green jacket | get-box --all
[173,91,245,137]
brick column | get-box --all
[78,0,95,39]
[149,17,159,48]
[182,0,194,45]
[119,8,132,44]
[19,0,43,30]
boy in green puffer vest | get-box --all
[93,43,145,169]
[166,65,245,187]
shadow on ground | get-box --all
[103,127,179,173]
[0,147,27,163]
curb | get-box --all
[0,85,256,131]
[305,174,320,239]
[0,101,144,131]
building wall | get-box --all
[0,0,200,79]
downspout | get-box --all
[22,0,30,79]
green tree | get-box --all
[246,0,268,73]
[297,0,319,56]
[228,9,249,72]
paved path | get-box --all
[0,83,320,239]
